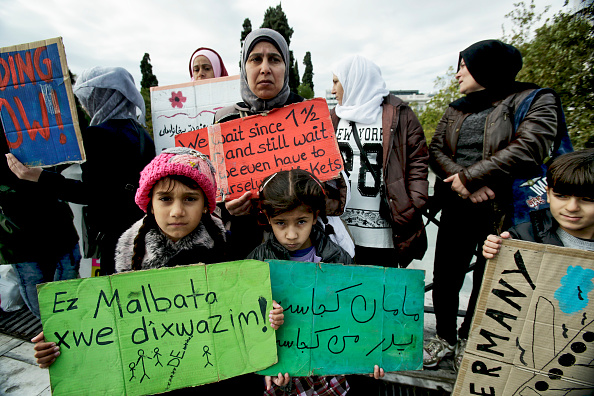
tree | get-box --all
[140,53,158,89]
[302,51,314,92]
[503,1,594,148]
[260,4,294,46]
[416,67,461,142]
[297,84,314,99]
[240,18,253,68]
[261,3,299,93]
[289,51,300,93]
[240,18,252,43]
[140,53,159,137]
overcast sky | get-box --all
[1,0,568,97]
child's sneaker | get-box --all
[453,338,467,372]
[423,335,455,368]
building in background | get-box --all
[325,89,433,112]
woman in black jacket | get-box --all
[6,66,155,275]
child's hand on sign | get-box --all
[225,191,252,216]
[264,372,291,390]
[270,300,284,329]
[482,232,511,259]
[368,365,385,379]
[6,154,42,182]
[31,332,60,368]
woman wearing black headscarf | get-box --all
[426,40,561,371]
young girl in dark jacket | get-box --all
[248,169,355,395]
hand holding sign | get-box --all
[5,153,42,182]
[175,98,344,201]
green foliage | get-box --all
[241,18,252,43]
[140,53,158,89]
[288,51,299,92]
[302,51,314,92]
[261,3,298,93]
[139,53,158,137]
[297,84,314,99]
[140,87,153,139]
[293,54,300,89]
[503,1,594,148]
[417,67,461,143]
[260,4,294,45]
[240,18,253,69]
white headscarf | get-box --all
[333,55,389,124]
[73,67,146,126]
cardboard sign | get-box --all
[453,240,594,395]
[258,260,424,376]
[175,98,344,201]
[0,37,84,167]
[38,261,277,396]
[150,76,241,154]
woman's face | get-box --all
[331,74,344,105]
[245,41,285,100]
[455,59,484,94]
[193,56,215,80]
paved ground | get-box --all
[0,333,50,395]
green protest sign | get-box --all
[38,260,277,396]
[259,260,424,376]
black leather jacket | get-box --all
[429,88,558,195]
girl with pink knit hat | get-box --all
[33,147,284,394]
[114,147,225,272]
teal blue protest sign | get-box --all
[259,260,424,376]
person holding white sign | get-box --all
[188,47,229,81]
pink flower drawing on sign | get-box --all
[169,91,187,108]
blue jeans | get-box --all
[13,243,81,318]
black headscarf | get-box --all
[450,39,536,113]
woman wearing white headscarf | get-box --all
[331,55,429,268]
[7,66,155,276]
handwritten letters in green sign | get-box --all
[38,260,276,396]
[259,260,424,376]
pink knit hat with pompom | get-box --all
[135,147,217,213]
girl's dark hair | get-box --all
[547,149,594,199]
[131,175,223,270]
[259,169,326,219]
